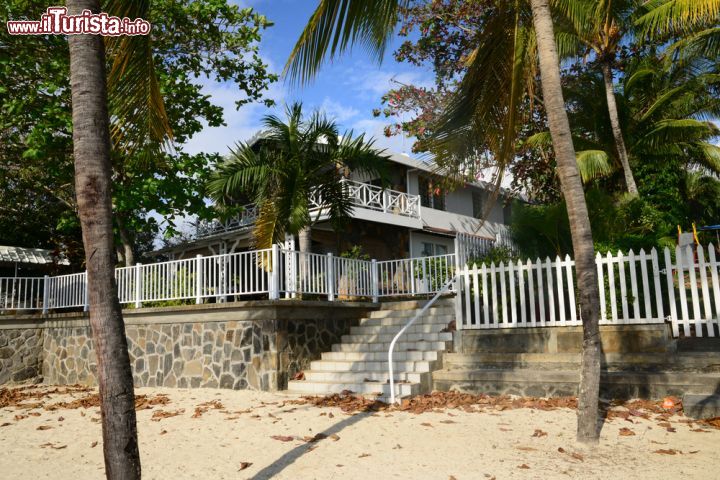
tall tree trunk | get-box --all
[116,216,136,267]
[67,0,141,477]
[601,62,639,196]
[298,227,312,296]
[530,0,602,444]
[298,226,312,254]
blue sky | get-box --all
[183,0,432,158]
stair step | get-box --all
[343,332,453,343]
[309,359,434,373]
[350,322,447,335]
[332,340,450,352]
[287,379,419,397]
[359,316,449,326]
[304,370,425,383]
[368,307,454,318]
[322,350,439,362]
[377,298,455,310]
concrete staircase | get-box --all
[288,298,455,400]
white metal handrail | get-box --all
[388,275,457,404]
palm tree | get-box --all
[66,0,140,478]
[208,103,389,253]
[553,0,649,195]
[524,52,720,184]
[286,0,602,443]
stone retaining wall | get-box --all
[0,300,373,391]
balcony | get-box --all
[195,180,422,239]
[309,179,421,219]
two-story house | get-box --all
[156,137,515,261]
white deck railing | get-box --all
[195,203,258,238]
[0,248,452,314]
[309,179,420,219]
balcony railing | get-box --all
[309,179,420,219]
[196,180,421,240]
[195,203,258,238]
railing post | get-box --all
[195,254,203,305]
[453,236,463,332]
[83,273,89,312]
[327,253,335,301]
[371,259,379,303]
[422,257,428,293]
[383,190,389,213]
[270,245,280,300]
[42,275,49,315]
[134,263,143,308]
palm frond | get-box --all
[576,149,613,182]
[636,0,720,39]
[284,0,406,85]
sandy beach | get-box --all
[0,385,718,480]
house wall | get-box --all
[311,220,410,260]
[0,301,374,391]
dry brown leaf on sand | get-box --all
[151,409,185,422]
[36,425,53,431]
[619,427,636,436]
[238,462,252,471]
[518,464,530,469]
[90,441,98,448]
[532,429,547,437]
[654,449,681,455]
[421,422,433,427]
[359,453,371,458]
[270,435,295,442]
[303,433,327,443]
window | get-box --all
[503,202,512,224]
[472,192,484,219]
[421,242,448,257]
[419,175,445,211]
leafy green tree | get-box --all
[0,0,276,264]
[208,103,390,252]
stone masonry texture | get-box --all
[1,301,370,391]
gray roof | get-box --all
[0,246,69,265]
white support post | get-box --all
[453,236,463,331]
[195,254,203,305]
[270,244,280,300]
[371,259,379,303]
[422,257,428,294]
[83,273,89,312]
[42,275,49,315]
[327,253,335,301]
[134,263,143,308]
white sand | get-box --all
[1,386,717,480]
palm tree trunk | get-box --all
[67,0,141,477]
[529,0,602,444]
[116,216,136,267]
[298,226,312,254]
[601,62,639,196]
[298,227,312,296]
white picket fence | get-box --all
[3,243,719,338]
[456,244,720,337]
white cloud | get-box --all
[320,97,359,123]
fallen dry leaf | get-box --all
[532,429,547,437]
[159,430,168,435]
[420,422,433,427]
[238,462,252,471]
[330,434,340,441]
[440,420,456,424]
[619,427,636,436]
[36,425,53,431]
[303,433,327,443]
[0,423,11,427]
[90,441,98,448]
[359,453,371,458]
[151,409,184,422]
[270,435,294,442]
[518,464,530,469]
[654,449,681,455]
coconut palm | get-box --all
[208,103,389,253]
[286,0,602,443]
[525,52,720,185]
[66,0,141,478]
[551,0,652,195]
[636,0,720,61]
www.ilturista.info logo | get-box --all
[7,7,151,36]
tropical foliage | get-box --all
[207,103,390,249]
